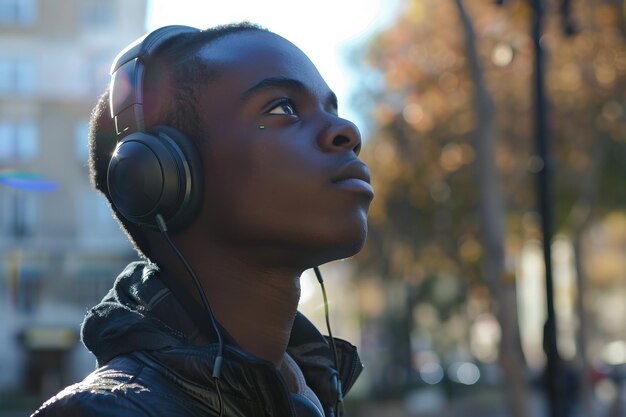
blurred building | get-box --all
[0,0,146,398]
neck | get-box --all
[153,236,302,368]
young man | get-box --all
[32,22,373,417]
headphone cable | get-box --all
[155,215,342,417]
[313,266,343,416]
[155,214,224,417]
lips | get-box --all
[329,159,374,198]
[331,160,372,185]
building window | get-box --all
[81,0,115,28]
[0,120,38,162]
[0,57,36,96]
[6,251,42,313]
[13,191,37,236]
[74,120,89,164]
[0,0,37,26]
[0,188,38,237]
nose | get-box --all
[317,117,362,156]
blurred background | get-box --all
[1,0,625,416]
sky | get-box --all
[146,0,403,133]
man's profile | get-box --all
[32,22,373,417]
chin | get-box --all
[313,222,368,266]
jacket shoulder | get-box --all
[31,356,168,417]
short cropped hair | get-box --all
[88,22,268,259]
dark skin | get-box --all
[149,31,373,367]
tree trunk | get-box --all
[454,1,531,417]
[613,0,626,38]
[568,130,611,417]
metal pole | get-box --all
[530,0,565,416]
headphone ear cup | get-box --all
[150,125,204,231]
[106,126,203,232]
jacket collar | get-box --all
[81,261,363,415]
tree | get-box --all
[353,0,626,413]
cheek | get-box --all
[199,134,370,256]
[229,172,370,256]
[201,140,317,230]
[232,147,323,222]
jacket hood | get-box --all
[81,262,363,406]
[81,261,363,400]
[81,262,193,365]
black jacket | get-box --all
[31,262,363,417]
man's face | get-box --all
[193,31,373,267]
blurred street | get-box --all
[2,0,626,416]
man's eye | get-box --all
[268,101,296,116]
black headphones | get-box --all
[107,25,204,232]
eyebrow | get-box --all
[241,76,339,112]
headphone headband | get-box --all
[107,25,204,231]
[109,25,201,135]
